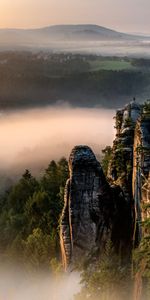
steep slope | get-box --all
[60,146,133,270]
[60,100,150,271]
[108,100,141,203]
[133,104,150,243]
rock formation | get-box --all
[60,100,150,270]
[132,104,150,243]
[60,146,132,270]
[108,100,141,199]
[107,100,150,246]
[60,145,108,269]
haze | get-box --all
[0,268,80,300]
[0,0,150,34]
[0,106,115,175]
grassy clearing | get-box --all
[89,59,134,71]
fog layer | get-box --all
[0,268,80,300]
[0,105,115,175]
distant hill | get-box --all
[33,24,136,40]
[0,24,149,50]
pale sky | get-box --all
[0,0,150,34]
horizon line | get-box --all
[0,23,125,33]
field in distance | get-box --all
[89,59,134,71]
[0,52,150,109]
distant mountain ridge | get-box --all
[33,24,130,40]
[0,24,149,49]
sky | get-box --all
[0,0,150,34]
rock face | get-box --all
[108,100,141,201]
[60,146,132,270]
[60,100,150,270]
[60,146,108,269]
[108,100,150,245]
[133,108,150,243]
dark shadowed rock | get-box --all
[60,145,132,270]
[108,100,150,247]
[60,100,150,300]
[60,145,108,269]
[60,100,150,272]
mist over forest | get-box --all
[0,268,80,300]
[0,105,114,193]
[0,23,150,300]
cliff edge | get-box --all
[60,100,150,270]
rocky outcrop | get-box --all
[60,146,108,269]
[133,106,150,243]
[108,100,141,201]
[60,146,132,270]
[60,100,150,270]
[108,100,150,245]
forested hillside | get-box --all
[0,52,150,109]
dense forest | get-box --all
[0,158,68,272]
[0,142,149,299]
[0,52,150,109]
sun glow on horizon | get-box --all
[0,0,150,34]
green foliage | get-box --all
[75,240,132,300]
[0,52,149,110]
[114,144,125,178]
[124,117,134,128]
[23,228,54,272]
[50,257,63,275]
[0,158,69,271]
[89,59,133,71]
[142,100,150,118]
[114,110,123,132]
[131,58,150,69]
[101,146,112,175]
[126,163,133,176]
[133,203,150,298]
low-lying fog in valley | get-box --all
[0,105,115,299]
[0,268,81,300]
[0,105,115,175]
[46,40,150,57]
